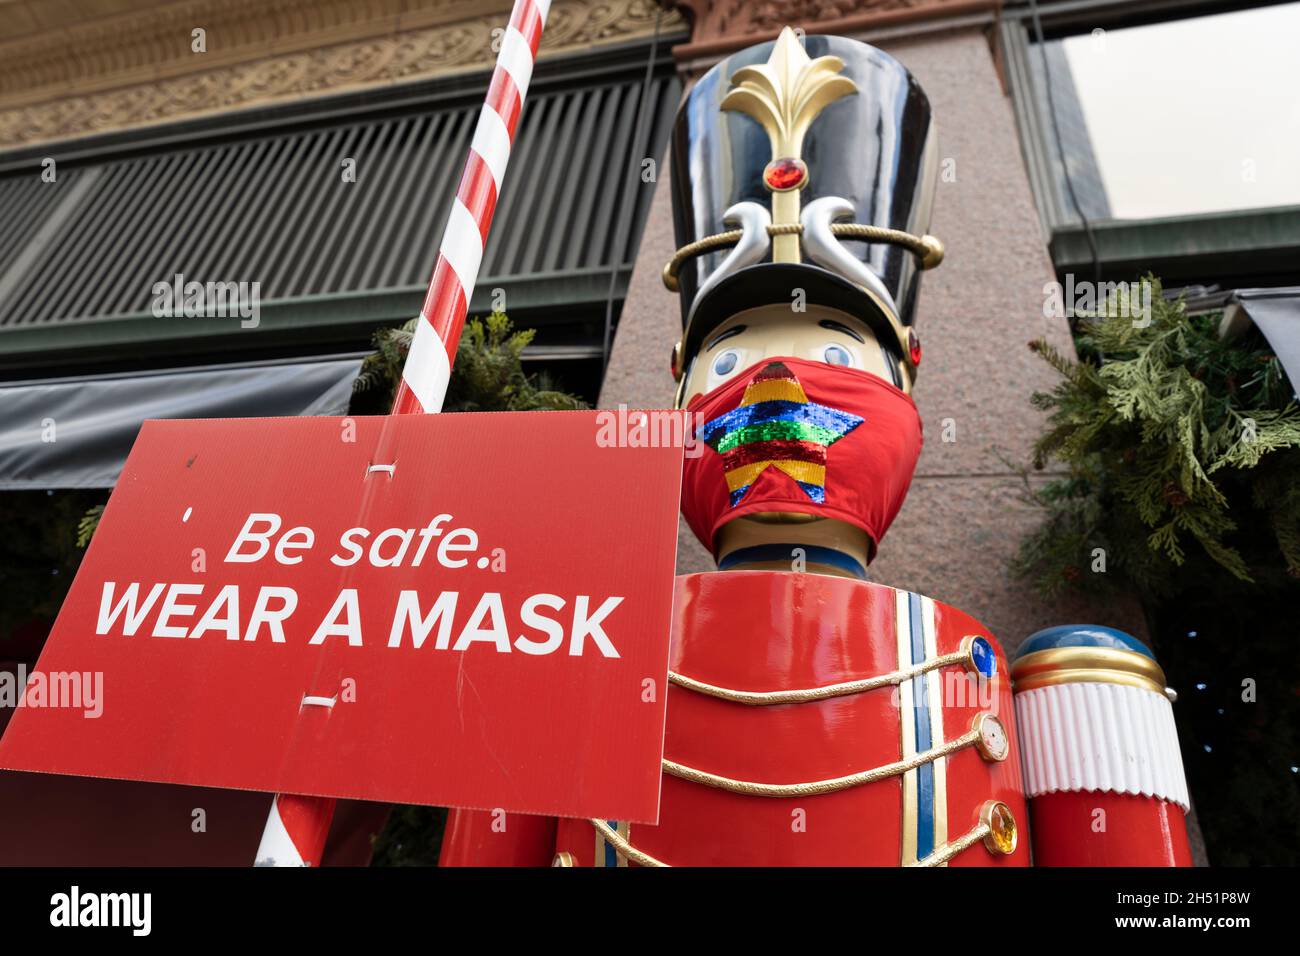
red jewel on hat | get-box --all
[764,157,807,191]
[908,328,922,366]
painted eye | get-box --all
[823,344,853,367]
[712,349,739,376]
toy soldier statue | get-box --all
[441,28,1193,867]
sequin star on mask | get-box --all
[699,361,864,506]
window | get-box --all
[1049,4,1300,220]
[1000,0,1300,290]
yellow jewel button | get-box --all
[980,801,1017,856]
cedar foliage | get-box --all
[353,312,587,413]
[1013,278,1300,599]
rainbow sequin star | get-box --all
[700,361,863,506]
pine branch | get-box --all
[1013,275,1300,598]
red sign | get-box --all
[0,412,685,823]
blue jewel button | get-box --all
[969,636,997,678]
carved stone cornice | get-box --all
[0,1,492,109]
[667,0,998,61]
[0,0,682,148]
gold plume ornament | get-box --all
[721,27,858,262]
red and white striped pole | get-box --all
[394,0,550,415]
[254,0,552,867]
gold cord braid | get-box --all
[589,819,669,867]
[908,822,992,868]
[661,223,944,292]
[661,726,980,798]
[667,647,968,705]
[661,230,743,291]
[828,223,941,264]
[588,807,992,869]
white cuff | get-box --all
[1015,680,1190,811]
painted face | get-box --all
[677,303,906,408]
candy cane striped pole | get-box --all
[393,0,550,415]
[254,0,551,867]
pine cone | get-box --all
[1162,482,1189,507]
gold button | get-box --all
[973,713,1009,762]
[552,852,576,867]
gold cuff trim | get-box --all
[662,723,981,798]
[589,819,669,868]
[661,223,944,292]
[1011,646,1167,696]
[667,647,969,706]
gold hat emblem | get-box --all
[721,27,858,262]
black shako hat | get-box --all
[666,29,942,384]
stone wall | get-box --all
[0,0,682,147]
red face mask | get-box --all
[682,357,922,555]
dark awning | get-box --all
[0,355,361,489]
[0,44,681,376]
[1220,287,1300,397]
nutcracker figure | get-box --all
[440,27,1192,867]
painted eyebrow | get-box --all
[704,325,747,351]
[819,319,865,343]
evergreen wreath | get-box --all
[1013,277,1300,599]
